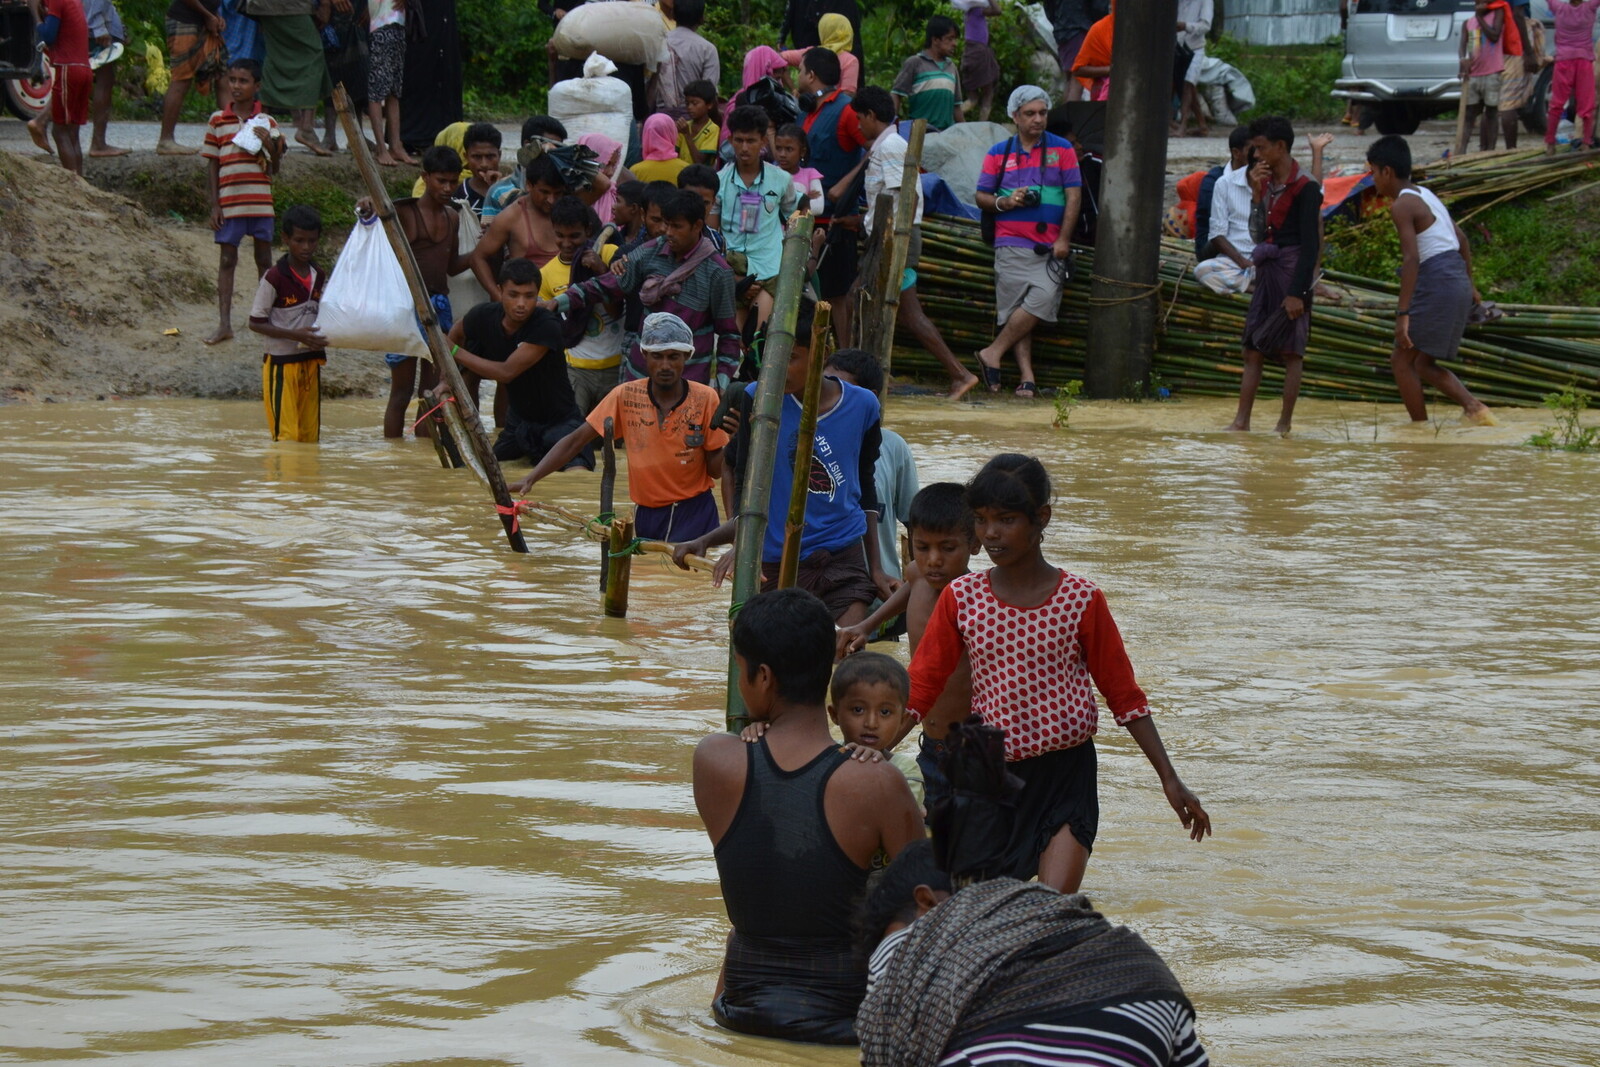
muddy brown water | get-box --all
[3,396,1597,1066]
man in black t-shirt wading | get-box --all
[447,257,594,468]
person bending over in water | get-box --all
[695,588,923,1044]
[854,835,1211,1065]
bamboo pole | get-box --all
[777,301,832,588]
[332,86,528,554]
[514,499,721,572]
[875,118,926,389]
[598,417,616,593]
[726,215,816,732]
[857,191,896,354]
[603,517,634,618]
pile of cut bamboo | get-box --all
[894,218,1600,405]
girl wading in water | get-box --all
[902,454,1211,893]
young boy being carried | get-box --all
[380,145,471,438]
[538,196,625,416]
[838,482,979,806]
[201,58,284,346]
[892,15,963,132]
[1366,135,1497,427]
[248,205,328,442]
[511,312,729,543]
[448,258,591,467]
[713,104,800,335]
[742,651,926,816]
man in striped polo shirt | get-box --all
[891,14,963,132]
[201,58,284,347]
[973,84,1082,399]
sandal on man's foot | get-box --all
[1015,381,1038,399]
[977,361,1002,393]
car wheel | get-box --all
[1521,64,1554,134]
[3,71,51,121]
[1372,102,1422,136]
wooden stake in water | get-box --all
[725,215,815,732]
[874,118,926,388]
[777,301,831,589]
[599,417,616,592]
[603,517,634,618]
[331,85,528,554]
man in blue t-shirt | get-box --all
[674,307,893,625]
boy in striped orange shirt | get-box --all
[201,58,284,347]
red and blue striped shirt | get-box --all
[975,133,1082,249]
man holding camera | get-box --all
[974,85,1082,398]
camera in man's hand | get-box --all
[1015,188,1042,208]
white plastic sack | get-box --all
[550,0,668,66]
[548,59,635,151]
[315,215,429,360]
[448,201,488,315]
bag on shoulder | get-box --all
[979,137,1016,246]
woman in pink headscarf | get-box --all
[720,45,797,150]
[577,131,629,229]
[631,113,689,184]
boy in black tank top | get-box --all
[693,588,924,1045]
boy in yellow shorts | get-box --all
[248,206,328,442]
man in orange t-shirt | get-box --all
[510,312,730,542]
[1072,5,1114,100]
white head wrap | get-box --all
[1007,84,1050,116]
[639,312,696,353]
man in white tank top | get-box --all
[1366,135,1497,427]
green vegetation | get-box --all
[1326,183,1600,307]
[1527,386,1599,451]
[1051,378,1082,427]
[1209,35,1344,125]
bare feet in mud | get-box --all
[1225,419,1249,431]
[89,145,131,157]
[203,328,233,346]
[1273,422,1292,436]
[376,149,398,167]
[156,139,196,156]
[947,371,979,401]
[1462,407,1499,426]
[27,120,51,154]
[296,132,333,156]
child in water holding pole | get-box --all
[903,454,1210,893]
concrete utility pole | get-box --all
[1085,0,1177,398]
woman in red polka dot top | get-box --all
[905,453,1211,893]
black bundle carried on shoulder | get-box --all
[928,715,1023,886]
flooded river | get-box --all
[2,397,1596,1066]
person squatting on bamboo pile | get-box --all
[973,85,1082,400]
[1228,116,1321,436]
[1192,126,1256,296]
[510,313,731,544]
[694,588,923,1045]
[1366,136,1498,427]
[674,303,897,626]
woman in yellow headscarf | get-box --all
[780,12,859,92]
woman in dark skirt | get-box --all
[318,0,367,150]
[1228,115,1320,436]
[1366,134,1498,426]
[400,0,461,151]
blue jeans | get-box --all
[385,293,452,365]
